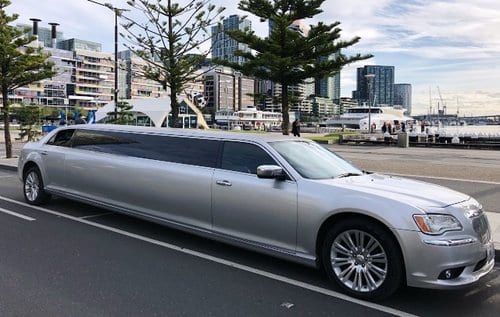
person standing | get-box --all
[292,119,301,137]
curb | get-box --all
[0,164,17,172]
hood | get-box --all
[319,173,470,208]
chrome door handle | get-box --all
[216,180,232,186]
[41,151,48,156]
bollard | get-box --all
[398,132,409,148]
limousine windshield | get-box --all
[271,140,363,179]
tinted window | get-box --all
[221,142,277,174]
[72,130,219,168]
[46,129,75,147]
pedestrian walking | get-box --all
[292,119,301,137]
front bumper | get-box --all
[397,229,495,289]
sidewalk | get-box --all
[0,143,499,254]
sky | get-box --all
[6,0,500,116]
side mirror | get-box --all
[257,165,286,180]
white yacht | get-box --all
[325,105,416,131]
[215,106,283,130]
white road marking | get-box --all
[0,195,417,317]
[0,206,36,221]
[386,173,500,185]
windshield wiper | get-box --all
[335,172,363,178]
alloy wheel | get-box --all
[330,229,388,292]
[25,171,40,202]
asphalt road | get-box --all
[0,168,499,316]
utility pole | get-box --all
[87,0,129,121]
[365,73,375,133]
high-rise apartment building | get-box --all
[394,83,412,114]
[117,50,165,100]
[71,48,114,108]
[314,52,341,103]
[355,65,395,107]
[204,67,254,112]
[211,15,251,65]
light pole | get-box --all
[87,0,129,121]
[365,73,375,133]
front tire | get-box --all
[321,218,403,300]
[23,166,51,205]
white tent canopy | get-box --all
[95,98,172,127]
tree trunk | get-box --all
[170,87,179,128]
[281,83,290,135]
[2,88,12,158]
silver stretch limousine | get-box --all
[18,124,495,300]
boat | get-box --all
[325,105,416,132]
[214,106,283,130]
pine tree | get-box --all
[0,0,55,157]
[215,0,372,134]
[122,0,225,127]
[107,101,134,124]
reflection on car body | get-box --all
[18,124,495,300]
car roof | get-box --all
[59,124,301,144]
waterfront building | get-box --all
[394,83,412,115]
[57,38,102,52]
[211,15,251,66]
[315,52,341,104]
[355,65,395,107]
[339,97,358,115]
[310,96,337,117]
[204,67,255,113]
[69,48,114,108]
[117,50,165,100]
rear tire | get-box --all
[321,217,403,300]
[23,166,51,205]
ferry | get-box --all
[215,106,283,130]
[325,105,410,129]
[325,105,418,131]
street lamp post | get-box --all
[87,0,129,121]
[365,73,375,133]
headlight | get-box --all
[413,214,462,235]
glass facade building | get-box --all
[211,15,251,65]
[356,65,395,107]
[394,83,412,114]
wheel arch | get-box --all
[315,212,407,284]
[23,161,41,179]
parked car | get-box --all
[18,124,495,300]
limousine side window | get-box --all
[72,130,135,154]
[46,129,75,147]
[221,142,277,174]
[71,130,219,168]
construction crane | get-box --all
[437,86,446,116]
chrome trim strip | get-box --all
[423,238,477,246]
